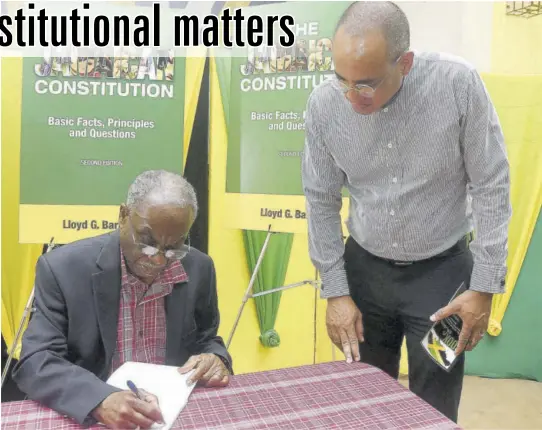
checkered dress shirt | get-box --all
[110,251,188,374]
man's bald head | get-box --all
[331,2,413,115]
[335,1,410,62]
[125,169,198,218]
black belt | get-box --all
[376,233,473,267]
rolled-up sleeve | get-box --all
[301,93,348,299]
[460,68,512,294]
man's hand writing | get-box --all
[91,390,164,430]
[326,296,364,363]
[430,290,493,355]
[178,354,230,388]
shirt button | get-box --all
[392,243,398,248]
[383,108,388,113]
[392,177,398,183]
[388,143,393,148]
[138,330,143,337]
[390,210,395,216]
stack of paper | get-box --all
[106,361,196,430]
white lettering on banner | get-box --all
[294,22,319,37]
[34,80,174,98]
[240,74,334,92]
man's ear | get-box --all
[400,51,414,76]
[119,204,129,223]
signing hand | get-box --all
[430,290,493,355]
[178,354,230,388]
[326,296,364,363]
[91,389,164,430]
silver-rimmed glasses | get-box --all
[137,236,191,260]
[335,75,387,98]
[127,216,191,260]
[334,55,403,99]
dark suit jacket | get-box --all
[12,230,232,426]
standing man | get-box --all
[301,1,511,422]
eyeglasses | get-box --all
[137,236,191,260]
[335,75,387,98]
[334,55,403,99]
[127,216,191,260]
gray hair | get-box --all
[335,1,410,62]
[126,170,198,219]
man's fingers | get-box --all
[355,315,364,343]
[329,323,361,363]
[327,326,341,350]
[465,337,477,352]
[339,329,353,363]
[326,323,338,342]
[127,409,157,429]
[138,391,164,424]
[346,325,361,362]
[130,398,163,426]
[201,363,223,385]
[113,419,138,430]
[466,329,485,351]
[430,303,458,322]
[186,357,210,386]
[455,326,472,355]
[118,401,155,429]
[205,374,230,388]
[139,390,159,405]
[205,372,230,388]
[178,356,199,374]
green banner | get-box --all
[218,1,351,234]
[20,55,185,205]
[19,54,185,243]
[226,1,350,196]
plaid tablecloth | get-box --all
[1,361,460,429]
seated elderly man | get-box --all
[13,170,232,429]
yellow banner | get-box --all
[19,205,120,244]
[222,193,350,234]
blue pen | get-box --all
[127,380,142,400]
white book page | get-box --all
[106,362,196,430]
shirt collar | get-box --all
[381,77,405,110]
[381,52,417,111]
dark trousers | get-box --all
[344,236,473,423]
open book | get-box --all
[106,361,196,430]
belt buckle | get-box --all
[393,261,413,267]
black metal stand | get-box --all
[1,238,56,389]
[226,226,321,349]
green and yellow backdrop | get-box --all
[2,1,541,386]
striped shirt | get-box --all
[301,51,511,299]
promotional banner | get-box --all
[222,1,350,233]
[19,53,185,243]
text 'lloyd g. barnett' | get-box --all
[260,208,306,219]
[63,219,119,231]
